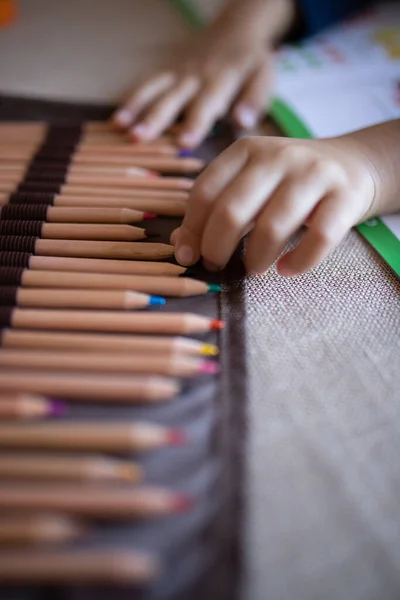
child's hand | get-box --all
[113,0,295,148]
[171,135,378,276]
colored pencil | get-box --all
[0,514,86,545]
[0,140,178,156]
[0,287,166,310]
[0,307,224,334]
[0,205,156,224]
[0,221,157,242]
[0,483,192,518]
[0,329,219,356]
[0,237,174,260]
[0,372,180,403]
[0,253,186,276]
[0,394,65,420]
[0,548,159,583]
[0,349,219,377]
[0,192,187,216]
[0,154,203,173]
[0,162,155,178]
[0,184,189,199]
[0,454,142,482]
[0,268,221,297]
[0,421,187,452]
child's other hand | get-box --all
[112,0,294,148]
[171,135,377,276]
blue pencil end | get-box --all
[149,295,166,306]
[179,149,194,158]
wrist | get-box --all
[341,124,400,218]
[212,0,296,46]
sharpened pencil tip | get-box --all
[145,230,160,238]
[208,283,222,293]
[198,360,220,374]
[172,494,194,513]
[166,429,188,446]
[49,400,68,417]
[210,319,225,331]
[200,344,219,356]
[179,149,194,157]
[143,212,157,220]
[149,295,166,306]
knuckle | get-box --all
[276,144,306,165]
[312,227,337,248]
[220,205,242,230]
[192,180,215,205]
[306,159,338,181]
[258,220,285,243]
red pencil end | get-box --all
[143,212,157,220]
[166,429,188,446]
[173,494,194,513]
[210,319,225,331]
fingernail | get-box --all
[176,244,195,265]
[203,260,220,272]
[114,109,132,126]
[235,105,257,129]
[179,132,199,148]
[131,123,152,139]
[179,148,194,157]
[277,261,295,277]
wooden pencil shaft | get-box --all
[0,349,208,377]
[0,183,189,200]
[0,454,142,482]
[24,255,186,276]
[11,288,153,310]
[0,514,85,545]
[0,548,158,583]
[32,239,174,260]
[0,153,202,173]
[15,269,208,296]
[0,420,180,452]
[0,371,179,402]
[0,396,52,419]
[0,140,177,155]
[0,170,193,190]
[0,484,185,518]
[57,186,188,199]
[0,205,150,224]
[51,195,186,216]
[1,329,208,356]
[0,162,152,176]
[0,222,150,242]
[8,308,215,334]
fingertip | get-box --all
[276,256,298,277]
[178,131,201,149]
[170,227,181,245]
[175,244,196,266]
[130,123,154,141]
[113,109,133,128]
[232,104,258,130]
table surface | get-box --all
[1,3,400,599]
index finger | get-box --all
[174,140,250,265]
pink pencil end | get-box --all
[198,360,220,375]
[49,400,68,417]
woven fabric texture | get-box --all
[243,229,400,600]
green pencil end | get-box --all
[208,283,222,293]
